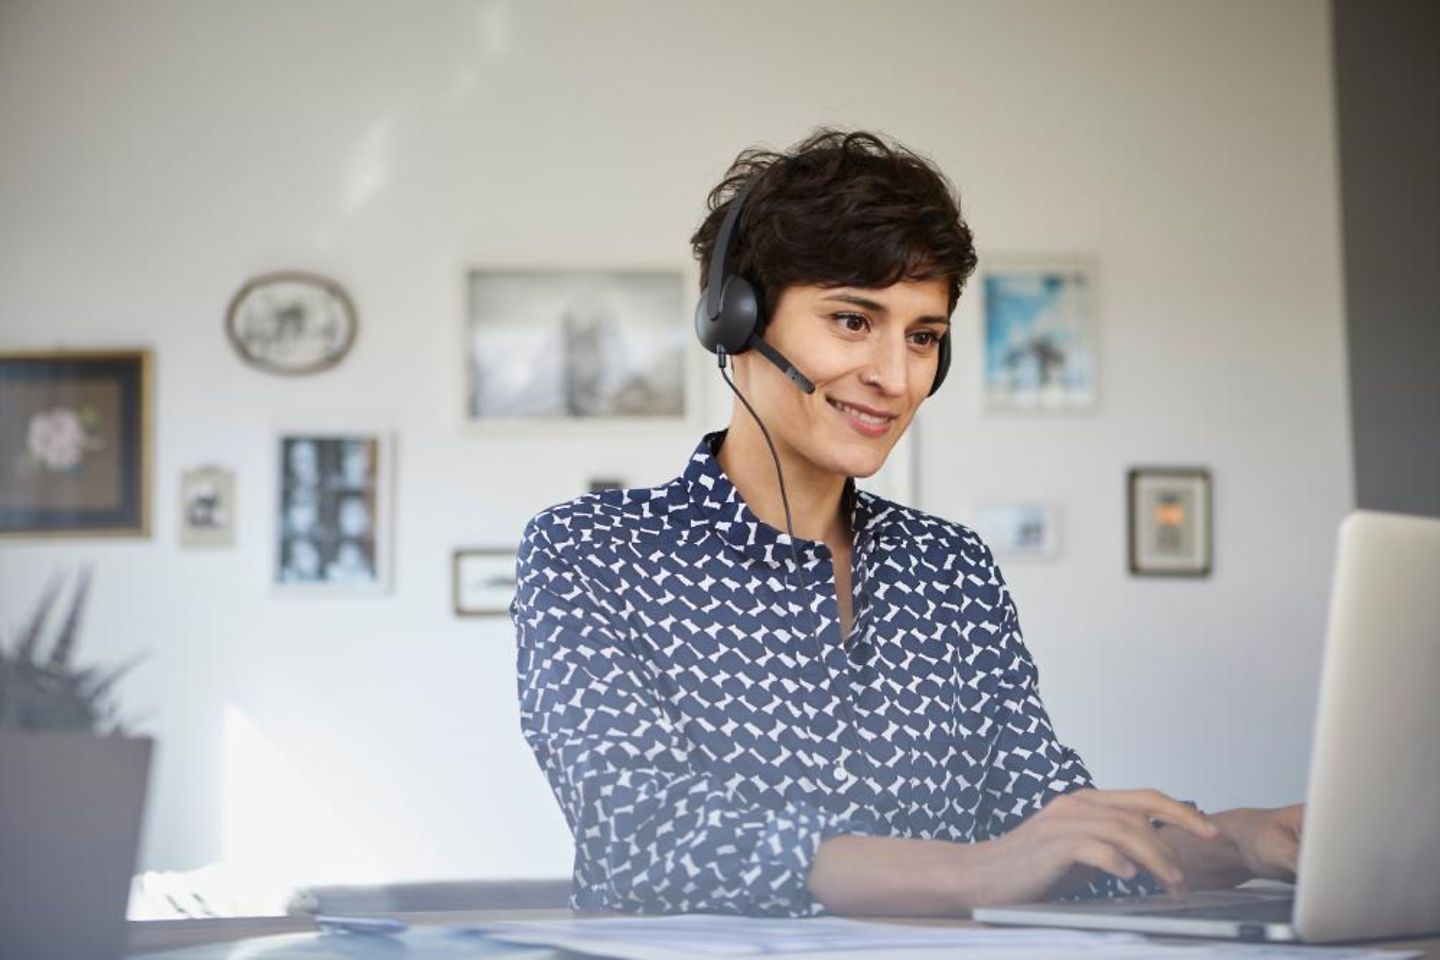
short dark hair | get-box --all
[689,129,977,319]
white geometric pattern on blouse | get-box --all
[512,430,1158,916]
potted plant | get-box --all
[0,567,153,960]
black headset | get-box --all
[693,179,951,397]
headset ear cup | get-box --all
[694,296,720,352]
[928,329,951,396]
[715,274,761,354]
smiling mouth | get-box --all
[827,398,897,427]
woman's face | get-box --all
[733,277,950,480]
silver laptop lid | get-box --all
[1295,510,1440,942]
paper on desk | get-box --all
[463,915,1423,960]
[128,926,560,960]
[466,914,1136,959]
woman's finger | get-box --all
[1070,839,1141,884]
[1089,788,1220,841]
[1073,813,1189,899]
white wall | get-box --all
[0,0,1351,889]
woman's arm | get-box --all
[809,788,1221,916]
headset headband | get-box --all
[703,179,756,321]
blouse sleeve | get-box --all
[970,544,1163,901]
[511,513,878,916]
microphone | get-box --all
[745,332,815,394]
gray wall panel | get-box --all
[1335,0,1440,517]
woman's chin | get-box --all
[823,445,891,480]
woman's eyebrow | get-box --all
[820,292,951,325]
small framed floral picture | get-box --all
[0,350,153,538]
[1128,467,1212,577]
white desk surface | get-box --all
[126,907,1440,958]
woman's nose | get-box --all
[860,339,910,394]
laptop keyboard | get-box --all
[1119,898,1295,922]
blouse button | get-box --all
[831,760,851,785]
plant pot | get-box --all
[0,732,153,960]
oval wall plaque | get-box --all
[225,272,358,375]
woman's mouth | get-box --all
[827,398,896,437]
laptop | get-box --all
[0,732,151,960]
[974,510,1440,943]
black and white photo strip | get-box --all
[275,433,389,590]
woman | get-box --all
[512,129,1303,917]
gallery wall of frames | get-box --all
[2,259,1215,606]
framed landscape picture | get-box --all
[1128,467,1212,577]
[0,350,152,538]
[465,268,688,423]
[972,501,1062,560]
[453,548,518,616]
[981,259,1097,411]
[274,432,392,592]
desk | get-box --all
[127,909,1440,958]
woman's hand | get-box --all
[1219,804,1304,881]
[808,792,1299,917]
[981,788,1221,906]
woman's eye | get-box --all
[831,312,869,333]
[909,329,939,347]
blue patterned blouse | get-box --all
[512,430,1154,916]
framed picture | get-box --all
[179,466,235,548]
[275,432,392,592]
[972,502,1062,560]
[0,350,152,538]
[981,259,1096,411]
[225,272,358,375]
[1128,468,1212,577]
[453,548,518,616]
[465,268,688,421]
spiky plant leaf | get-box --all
[49,564,92,668]
[0,567,140,734]
[13,572,64,664]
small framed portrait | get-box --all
[1128,468,1212,577]
[453,548,518,617]
[0,350,152,538]
[980,259,1097,411]
[465,268,689,423]
[274,432,392,592]
[972,502,1062,560]
[179,466,235,548]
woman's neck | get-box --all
[716,414,851,547]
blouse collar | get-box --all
[677,429,883,565]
